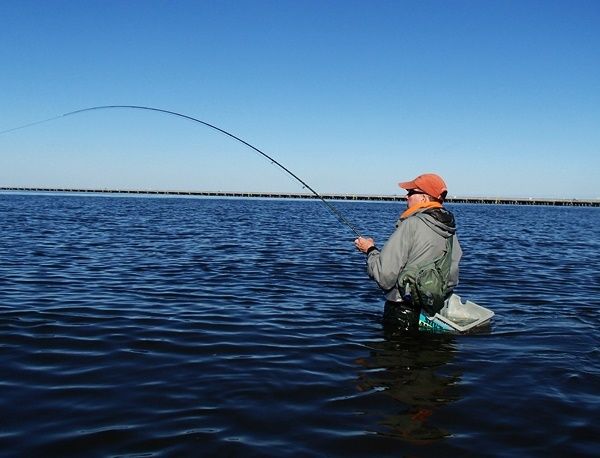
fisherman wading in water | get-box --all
[355,173,462,331]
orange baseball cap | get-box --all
[399,173,448,200]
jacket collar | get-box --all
[400,201,443,220]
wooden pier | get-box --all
[1,187,598,207]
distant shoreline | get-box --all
[1,187,598,207]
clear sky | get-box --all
[1,0,598,199]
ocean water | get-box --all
[0,194,598,457]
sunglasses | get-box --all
[406,189,425,197]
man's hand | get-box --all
[354,236,375,254]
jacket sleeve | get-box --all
[365,221,413,291]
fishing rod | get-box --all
[1,105,362,237]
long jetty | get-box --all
[2,187,598,207]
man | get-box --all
[354,173,462,330]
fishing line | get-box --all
[1,105,362,237]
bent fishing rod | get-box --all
[1,105,362,237]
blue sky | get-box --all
[1,0,598,199]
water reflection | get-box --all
[356,321,461,442]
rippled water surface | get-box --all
[1,194,599,457]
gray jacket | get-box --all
[366,207,462,302]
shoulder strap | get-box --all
[438,234,453,271]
